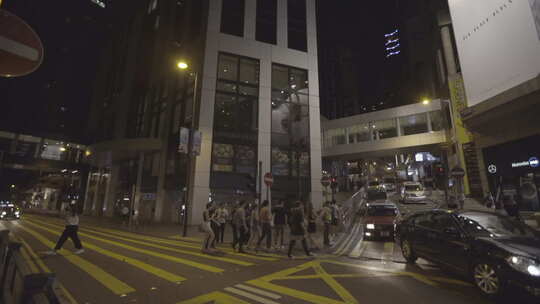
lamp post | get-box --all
[177,60,199,237]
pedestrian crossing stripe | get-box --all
[176,291,251,304]
[16,224,135,295]
[24,219,225,273]
[24,220,187,283]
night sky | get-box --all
[0,0,399,142]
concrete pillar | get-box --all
[91,169,102,214]
[104,166,118,217]
[440,26,458,76]
[133,152,145,216]
[82,170,92,212]
[277,0,288,48]
[155,150,168,222]
[244,0,256,40]
[427,111,433,132]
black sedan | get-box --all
[396,209,540,298]
[0,205,21,220]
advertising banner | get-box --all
[448,0,540,106]
[178,127,189,154]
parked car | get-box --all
[396,209,540,298]
[359,202,399,240]
[400,181,427,203]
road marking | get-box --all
[224,287,281,304]
[313,262,357,304]
[235,284,281,299]
[24,221,187,283]
[333,221,361,256]
[19,246,40,273]
[26,215,278,261]
[16,224,135,295]
[348,238,367,258]
[176,291,251,304]
[0,36,40,60]
[18,238,79,304]
[168,235,203,242]
[24,219,224,273]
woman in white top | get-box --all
[48,204,84,255]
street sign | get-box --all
[178,127,189,154]
[264,172,273,187]
[0,9,44,77]
[321,175,330,187]
[450,166,466,177]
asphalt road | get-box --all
[2,209,537,304]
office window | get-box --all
[288,0,307,51]
[399,113,428,136]
[256,0,277,44]
[373,119,397,140]
[212,53,259,176]
[221,0,245,37]
[348,124,370,143]
[430,110,444,132]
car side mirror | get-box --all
[444,227,461,238]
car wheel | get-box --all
[401,239,417,263]
[472,262,504,297]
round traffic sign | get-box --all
[321,175,330,187]
[264,172,273,187]
[0,9,44,77]
[488,164,497,174]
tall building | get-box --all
[86,0,322,224]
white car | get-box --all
[382,178,396,192]
[400,182,427,203]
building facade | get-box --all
[86,0,323,224]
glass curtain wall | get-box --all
[210,53,259,195]
[271,64,310,199]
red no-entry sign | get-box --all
[264,172,273,187]
[0,9,44,77]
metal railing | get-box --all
[0,230,70,304]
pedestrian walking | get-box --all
[256,200,272,251]
[121,204,130,226]
[272,200,287,249]
[201,203,216,253]
[305,201,320,250]
[209,204,220,248]
[47,205,84,255]
[232,201,247,253]
[216,203,228,244]
[247,203,261,250]
[320,202,332,246]
[287,201,312,259]
[230,202,238,246]
[503,195,521,219]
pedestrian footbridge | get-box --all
[322,100,450,159]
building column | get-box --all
[104,165,119,217]
[244,0,256,40]
[440,26,458,76]
[82,169,92,213]
[427,111,433,132]
[277,0,288,48]
[91,168,102,214]
[396,117,402,136]
[133,152,145,218]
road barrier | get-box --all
[0,230,70,304]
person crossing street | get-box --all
[256,200,272,252]
[46,204,84,255]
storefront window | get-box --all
[399,113,428,136]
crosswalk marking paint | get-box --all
[235,284,281,299]
[24,221,186,283]
[16,224,135,295]
[26,214,278,262]
[334,222,361,256]
[18,238,79,304]
[25,219,224,273]
[224,287,281,304]
[176,291,251,304]
[19,247,40,273]
[28,219,251,267]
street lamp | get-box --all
[175,59,199,237]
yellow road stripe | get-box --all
[168,235,203,242]
[313,262,358,303]
[177,291,251,304]
[248,279,345,304]
[24,221,186,283]
[19,238,79,304]
[27,215,278,261]
[16,224,135,295]
[25,219,224,273]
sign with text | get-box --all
[448,0,540,107]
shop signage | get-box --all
[511,157,539,168]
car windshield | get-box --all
[367,206,397,216]
[405,185,422,191]
[366,191,387,201]
[457,212,536,238]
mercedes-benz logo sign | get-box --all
[529,157,539,168]
[488,164,497,174]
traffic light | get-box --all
[331,177,338,189]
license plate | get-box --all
[381,231,390,237]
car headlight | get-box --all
[507,256,540,276]
[366,224,375,230]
